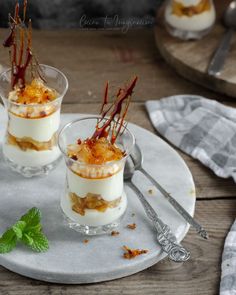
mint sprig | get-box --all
[0,207,49,254]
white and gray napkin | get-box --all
[146,95,236,182]
[220,219,236,295]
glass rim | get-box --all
[0,64,68,107]
[58,116,135,167]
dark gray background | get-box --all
[0,0,163,29]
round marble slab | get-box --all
[0,108,196,284]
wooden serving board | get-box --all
[154,0,236,98]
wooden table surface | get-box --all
[0,23,236,295]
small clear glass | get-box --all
[58,117,135,235]
[0,64,68,177]
[164,0,216,40]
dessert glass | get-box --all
[164,0,216,40]
[0,64,68,177]
[59,117,135,235]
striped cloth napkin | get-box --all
[220,220,236,295]
[146,95,236,182]
[146,95,236,294]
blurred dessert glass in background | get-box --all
[164,0,216,39]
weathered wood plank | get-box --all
[0,28,233,104]
[0,199,235,295]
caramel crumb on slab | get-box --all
[148,187,157,195]
[123,246,148,259]
[83,239,89,244]
[127,223,136,230]
[111,231,120,236]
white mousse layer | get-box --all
[175,0,202,6]
[67,167,124,201]
[8,109,60,142]
[61,191,127,226]
[165,4,215,31]
[3,144,61,167]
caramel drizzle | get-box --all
[3,0,39,90]
[92,76,138,144]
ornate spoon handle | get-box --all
[127,181,190,262]
[140,167,208,240]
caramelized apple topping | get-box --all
[123,246,148,259]
[70,192,121,216]
[172,0,211,17]
[67,77,137,166]
[8,78,58,104]
[7,132,57,151]
[68,137,124,165]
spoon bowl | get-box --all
[224,1,236,29]
[125,143,208,240]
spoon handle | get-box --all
[127,181,190,262]
[208,28,234,76]
[139,167,208,240]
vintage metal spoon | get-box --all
[124,158,190,262]
[129,144,208,240]
[208,1,236,76]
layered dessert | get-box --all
[61,137,127,226]
[3,79,61,167]
[60,77,137,231]
[1,1,67,174]
[164,0,216,37]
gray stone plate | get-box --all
[0,108,196,284]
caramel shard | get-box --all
[111,231,120,236]
[123,246,148,259]
[127,223,136,230]
[83,239,89,244]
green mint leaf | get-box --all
[23,231,49,252]
[12,221,26,240]
[20,207,41,229]
[0,229,17,254]
[25,223,42,233]
[22,233,34,246]
[0,207,49,254]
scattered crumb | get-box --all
[131,213,135,217]
[123,245,148,259]
[148,187,156,195]
[127,223,136,230]
[83,239,89,244]
[87,90,92,96]
[111,231,120,236]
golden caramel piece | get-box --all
[123,246,148,259]
[172,0,211,17]
[111,231,120,236]
[127,223,136,230]
[70,192,121,216]
[7,132,57,151]
[67,137,124,165]
[9,79,58,104]
[83,239,89,244]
